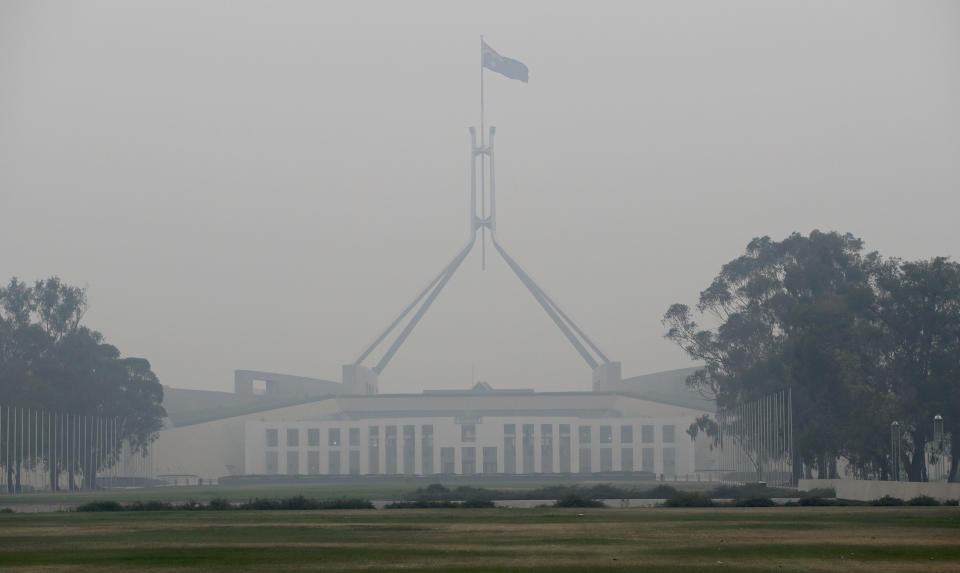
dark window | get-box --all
[578,447,592,473]
[328,450,341,474]
[504,434,517,474]
[461,447,477,474]
[620,425,633,444]
[621,448,634,471]
[504,423,516,436]
[663,447,676,475]
[385,425,397,474]
[559,435,571,473]
[641,447,654,471]
[349,450,360,475]
[349,428,360,447]
[421,425,434,474]
[600,425,613,444]
[662,425,675,443]
[368,426,380,474]
[308,428,320,447]
[541,424,553,473]
[482,447,497,474]
[265,429,278,448]
[461,423,476,443]
[328,428,340,447]
[441,447,455,474]
[641,425,654,444]
[265,451,278,474]
[403,425,416,475]
[287,451,299,475]
[579,426,592,444]
[522,424,535,473]
[600,448,613,471]
[287,428,299,447]
[308,451,320,474]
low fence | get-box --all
[0,404,153,494]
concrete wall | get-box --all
[800,478,960,502]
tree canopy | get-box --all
[0,277,165,451]
[664,231,959,482]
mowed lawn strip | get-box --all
[0,507,958,572]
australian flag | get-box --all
[482,41,528,83]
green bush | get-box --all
[460,499,496,508]
[128,500,173,511]
[907,495,940,506]
[943,499,959,506]
[0,507,14,513]
[871,495,905,506]
[76,501,124,512]
[664,492,714,507]
[554,493,605,508]
[735,496,776,507]
[800,488,836,498]
[207,498,233,511]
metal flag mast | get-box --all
[342,38,621,395]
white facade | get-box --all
[245,414,697,477]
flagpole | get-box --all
[480,34,486,270]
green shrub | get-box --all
[943,499,959,506]
[871,495,905,506]
[554,493,605,508]
[76,501,123,512]
[907,495,940,506]
[664,492,714,507]
[128,500,173,511]
[0,507,14,513]
[735,496,776,507]
[207,498,233,511]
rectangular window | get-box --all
[641,447,655,472]
[600,448,613,472]
[441,447,455,474]
[287,428,299,447]
[482,446,498,474]
[461,447,477,474]
[349,450,360,475]
[328,428,341,447]
[522,424,535,473]
[385,425,397,474]
[559,435,571,473]
[308,451,320,475]
[579,426,592,444]
[620,425,633,444]
[287,451,299,475]
[600,425,613,444]
[663,447,676,475]
[540,424,553,473]
[504,435,517,474]
[265,451,278,474]
[578,447,592,473]
[662,425,675,443]
[368,426,380,474]
[403,425,416,475]
[621,447,634,471]
[504,423,516,436]
[641,424,654,444]
[349,427,360,447]
[266,428,278,448]
[307,428,320,447]
[328,450,341,475]
[461,423,476,443]
[421,425,434,474]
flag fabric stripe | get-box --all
[482,41,528,83]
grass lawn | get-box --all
[1,506,958,572]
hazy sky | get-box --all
[2,1,958,394]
